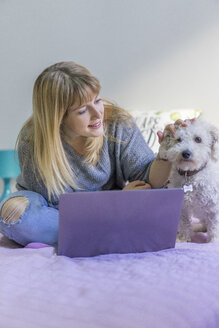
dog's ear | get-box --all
[210,125,219,162]
[158,130,174,160]
[161,130,173,148]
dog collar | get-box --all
[177,162,208,177]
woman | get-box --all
[0,61,180,246]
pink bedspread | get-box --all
[0,233,219,328]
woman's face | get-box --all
[62,95,104,140]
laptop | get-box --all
[58,188,184,258]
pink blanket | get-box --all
[0,234,219,328]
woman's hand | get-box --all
[157,118,196,144]
[149,119,196,188]
[123,180,151,191]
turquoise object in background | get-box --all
[0,150,21,200]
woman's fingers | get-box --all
[174,119,187,127]
[164,123,175,135]
[158,118,196,143]
[157,131,164,144]
[123,181,151,191]
[185,118,196,124]
[134,184,151,190]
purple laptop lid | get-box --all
[58,189,184,258]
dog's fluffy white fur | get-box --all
[158,119,219,242]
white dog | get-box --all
[158,119,219,242]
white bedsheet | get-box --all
[0,234,219,328]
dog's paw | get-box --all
[191,232,208,243]
[176,233,191,243]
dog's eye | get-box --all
[194,136,202,143]
[177,138,182,142]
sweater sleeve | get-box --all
[16,138,43,195]
[113,120,156,188]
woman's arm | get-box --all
[148,156,171,188]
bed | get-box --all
[0,233,219,328]
[2,108,218,327]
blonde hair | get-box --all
[17,61,132,200]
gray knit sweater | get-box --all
[16,120,155,208]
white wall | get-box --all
[1,0,219,151]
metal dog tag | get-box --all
[183,184,193,193]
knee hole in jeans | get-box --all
[1,196,29,224]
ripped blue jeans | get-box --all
[0,190,58,246]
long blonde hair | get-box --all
[17,61,132,200]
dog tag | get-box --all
[183,184,193,193]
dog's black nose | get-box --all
[182,150,192,159]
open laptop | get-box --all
[58,188,184,258]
